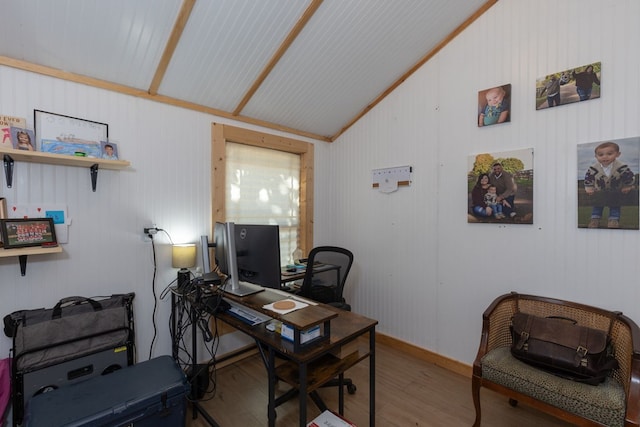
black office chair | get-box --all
[297,246,353,312]
[270,247,357,416]
[296,246,357,398]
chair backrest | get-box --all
[298,246,354,308]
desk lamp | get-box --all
[172,244,196,289]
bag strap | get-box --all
[52,296,102,319]
[514,314,534,350]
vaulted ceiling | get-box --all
[1,0,496,141]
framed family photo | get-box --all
[468,148,534,224]
[536,61,601,110]
[0,218,57,249]
[34,110,108,157]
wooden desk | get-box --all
[218,289,377,427]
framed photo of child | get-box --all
[477,84,511,127]
[577,137,640,230]
[100,141,118,160]
[10,127,36,151]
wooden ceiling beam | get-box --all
[0,55,330,142]
[232,0,324,116]
[148,0,197,95]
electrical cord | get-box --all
[169,277,223,401]
[146,228,173,360]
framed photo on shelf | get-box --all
[34,110,108,157]
[10,127,36,151]
[100,141,119,160]
[0,218,58,249]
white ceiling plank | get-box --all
[0,0,494,139]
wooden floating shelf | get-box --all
[0,245,63,276]
[0,146,130,170]
[0,146,130,191]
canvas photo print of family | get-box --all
[536,62,601,110]
[577,137,640,230]
[468,148,534,224]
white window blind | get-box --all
[226,142,300,267]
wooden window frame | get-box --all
[211,123,314,254]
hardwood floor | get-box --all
[185,339,573,427]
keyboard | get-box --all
[224,298,271,325]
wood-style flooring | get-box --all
[186,340,573,427]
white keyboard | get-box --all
[224,298,271,325]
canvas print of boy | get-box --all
[577,137,640,230]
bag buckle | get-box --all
[577,345,588,357]
[516,331,529,350]
[576,345,588,367]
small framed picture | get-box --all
[10,127,36,151]
[0,218,58,249]
[100,141,119,160]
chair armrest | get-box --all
[473,292,517,376]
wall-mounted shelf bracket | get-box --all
[90,164,99,192]
[0,246,63,276]
[18,255,28,276]
[3,154,14,188]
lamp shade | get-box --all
[172,244,196,269]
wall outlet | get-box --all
[143,224,157,241]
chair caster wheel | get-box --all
[508,398,518,407]
[347,384,357,394]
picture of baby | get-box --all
[478,84,511,127]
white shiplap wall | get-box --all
[0,0,638,371]
[330,0,640,364]
[0,67,322,361]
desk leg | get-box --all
[299,362,308,427]
[370,329,376,427]
[268,349,276,427]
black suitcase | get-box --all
[24,355,189,427]
[4,294,135,425]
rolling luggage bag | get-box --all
[4,293,135,425]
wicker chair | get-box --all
[472,292,640,427]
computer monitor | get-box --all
[213,222,262,296]
[234,224,281,289]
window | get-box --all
[212,123,314,265]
